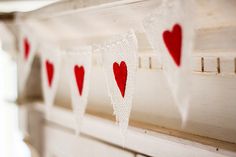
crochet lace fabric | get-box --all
[96,30,138,136]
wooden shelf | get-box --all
[14,1,236,156]
[20,102,236,157]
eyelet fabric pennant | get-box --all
[96,30,138,136]
[18,24,38,94]
[143,0,195,125]
[66,47,92,135]
[40,44,61,116]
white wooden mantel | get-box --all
[14,0,236,157]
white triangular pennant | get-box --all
[18,24,38,93]
[66,47,92,135]
[97,30,138,135]
[40,44,61,116]
[143,0,195,124]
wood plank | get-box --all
[87,109,236,154]
[15,0,236,54]
[18,0,236,29]
[220,57,235,74]
[43,125,135,157]
[203,56,218,73]
[32,103,236,157]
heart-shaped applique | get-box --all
[24,37,30,60]
[74,65,85,96]
[46,60,54,87]
[162,24,182,67]
[113,61,127,98]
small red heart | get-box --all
[162,24,182,67]
[74,65,85,96]
[45,60,54,87]
[24,38,30,60]
[113,61,127,98]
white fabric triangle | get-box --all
[66,47,92,135]
[97,30,138,135]
[40,44,61,116]
[143,0,195,124]
[18,24,38,94]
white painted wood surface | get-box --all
[25,104,236,157]
[18,0,236,52]
[136,155,147,157]
[13,0,236,156]
[43,126,135,157]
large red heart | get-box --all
[24,37,30,60]
[74,65,85,96]
[46,60,54,87]
[113,61,127,98]
[162,24,182,67]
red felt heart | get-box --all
[46,60,54,87]
[162,24,182,66]
[113,61,127,98]
[74,65,85,96]
[24,38,30,60]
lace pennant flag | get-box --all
[143,0,195,124]
[66,47,92,135]
[18,24,38,93]
[97,30,138,135]
[40,44,61,116]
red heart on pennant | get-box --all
[46,60,54,87]
[24,37,30,60]
[162,24,182,67]
[74,65,85,96]
[113,61,127,98]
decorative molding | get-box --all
[92,53,236,75]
